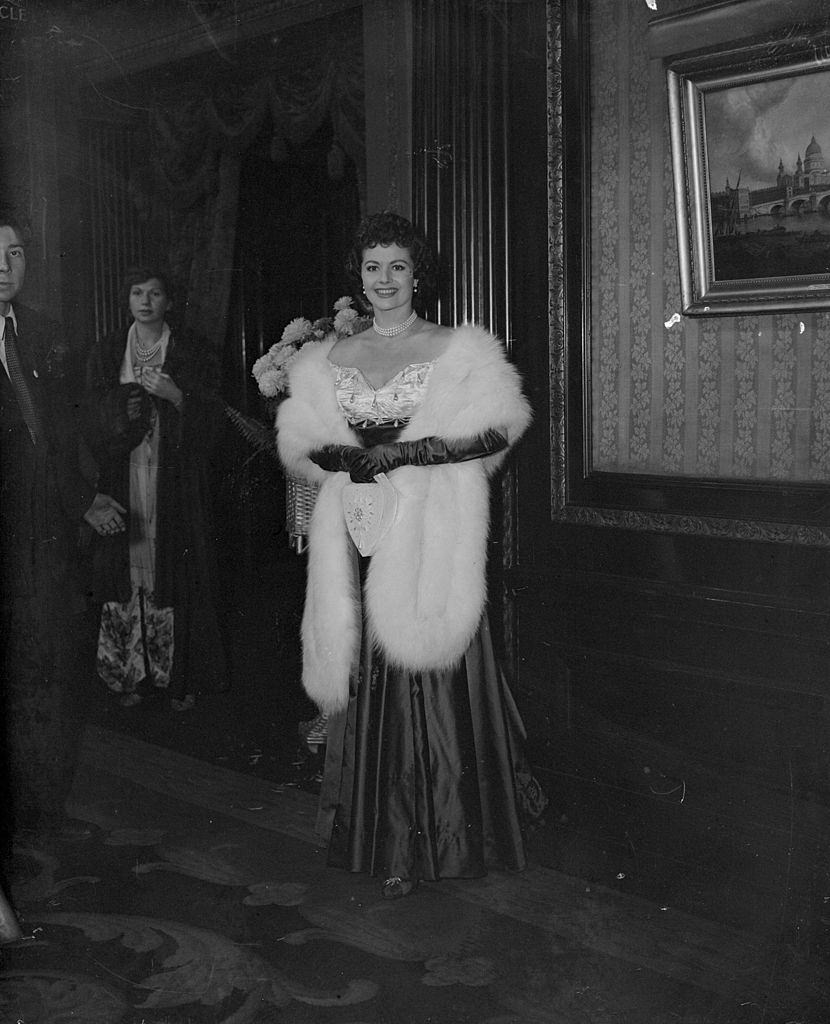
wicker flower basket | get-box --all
[285,475,320,553]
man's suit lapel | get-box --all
[12,305,44,376]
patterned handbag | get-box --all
[341,473,399,556]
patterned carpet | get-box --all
[1,725,826,1024]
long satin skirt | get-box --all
[318,613,546,884]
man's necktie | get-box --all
[4,316,41,444]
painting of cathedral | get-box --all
[708,132,830,282]
[668,41,830,314]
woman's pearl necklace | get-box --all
[373,310,417,337]
[134,336,163,362]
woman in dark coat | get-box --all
[86,265,226,709]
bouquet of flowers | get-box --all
[252,295,370,398]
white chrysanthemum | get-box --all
[333,295,354,311]
[268,342,298,367]
[281,317,312,344]
[256,366,286,397]
[252,352,270,381]
[334,307,359,336]
[252,343,289,381]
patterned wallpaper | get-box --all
[589,0,830,482]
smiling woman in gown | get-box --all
[277,212,546,899]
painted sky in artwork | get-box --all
[704,66,830,192]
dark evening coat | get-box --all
[85,324,227,699]
[0,302,97,836]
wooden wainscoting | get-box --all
[511,533,830,954]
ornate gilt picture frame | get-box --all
[668,32,830,316]
[547,0,829,546]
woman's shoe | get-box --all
[381,877,418,900]
[298,712,328,752]
[170,694,196,712]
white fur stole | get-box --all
[276,325,532,713]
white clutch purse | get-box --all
[341,472,399,556]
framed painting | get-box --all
[668,31,830,315]
[549,0,829,545]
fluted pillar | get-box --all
[362,0,413,217]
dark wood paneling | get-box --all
[512,555,829,946]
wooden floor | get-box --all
[75,723,829,1020]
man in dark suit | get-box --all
[0,209,125,851]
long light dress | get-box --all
[319,360,547,886]
[96,324,174,697]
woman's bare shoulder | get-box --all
[328,334,364,364]
[420,321,454,338]
[417,321,454,359]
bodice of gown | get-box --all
[331,360,435,445]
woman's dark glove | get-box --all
[309,444,366,473]
[347,430,508,483]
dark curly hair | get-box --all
[0,208,31,245]
[345,211,438,307]
[121,264,175,311]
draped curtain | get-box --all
[126,17,365,353]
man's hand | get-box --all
[84,493,127,536]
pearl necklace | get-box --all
[373,310,417,337]
[134,335,163,362]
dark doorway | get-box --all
[216,112,361,571]
[212,119,361,737]
[224,117,362,416]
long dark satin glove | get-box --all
[308,444,366,473]
[346,429,508,483]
